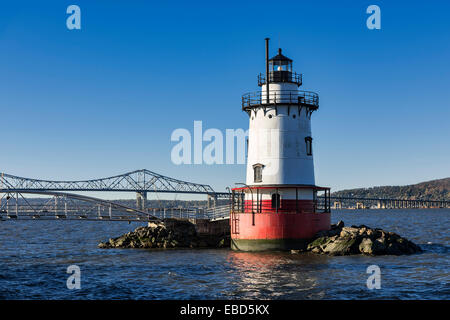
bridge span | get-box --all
[0,169,215,194]
[0,169,230,211]
[0,170,230,222]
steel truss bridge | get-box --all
[0,169,215,194]
[0,170,230,222]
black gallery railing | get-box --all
[242,90,319,109]
[258,72,303,86]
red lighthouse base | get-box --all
[230,186,331,251]
[230,211,331,251]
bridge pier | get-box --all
[136,192,147,211]
[333,201,342,209]
[207,194,217,209]
[377,200,386,209]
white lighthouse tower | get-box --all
[231,38,331,251]
[246,46,315,187]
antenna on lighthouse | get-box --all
[265,38,270,103]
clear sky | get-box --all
[1,0,449,199]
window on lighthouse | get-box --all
[253,164,263,183]
[305,136,313,156]
[271,193,281,210]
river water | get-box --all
[0,209,448,300]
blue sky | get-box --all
[0,0,449,199]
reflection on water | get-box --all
[226,251,326,299]
[0,209,448,299]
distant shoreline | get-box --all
[332,177,449,201]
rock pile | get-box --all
[302,221,422,256]
[99,218,421,256]
[98,218,230,249]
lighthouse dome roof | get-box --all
[269,48,292,62]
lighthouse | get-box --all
[230,38,331,251]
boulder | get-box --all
[307,224,421,256]
[359,238,374,254]
[321,237,360,256]
[98,218,230,250]
[307,236,335,253]
[359,237,386,255]
[340,227,360,238]
[336,220,345,229]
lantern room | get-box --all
[269,48,292,72]
[258,48,302,86]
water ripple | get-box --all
[0,209,448,299]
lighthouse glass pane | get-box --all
[272,61,289,72]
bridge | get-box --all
[0,190,158,221]
[330,196,450,209]
[1,170,448,222]
[0,170,229,222]
[0,169,215,194]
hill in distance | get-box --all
[331,177,450,201]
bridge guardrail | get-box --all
[148,205,231,220]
